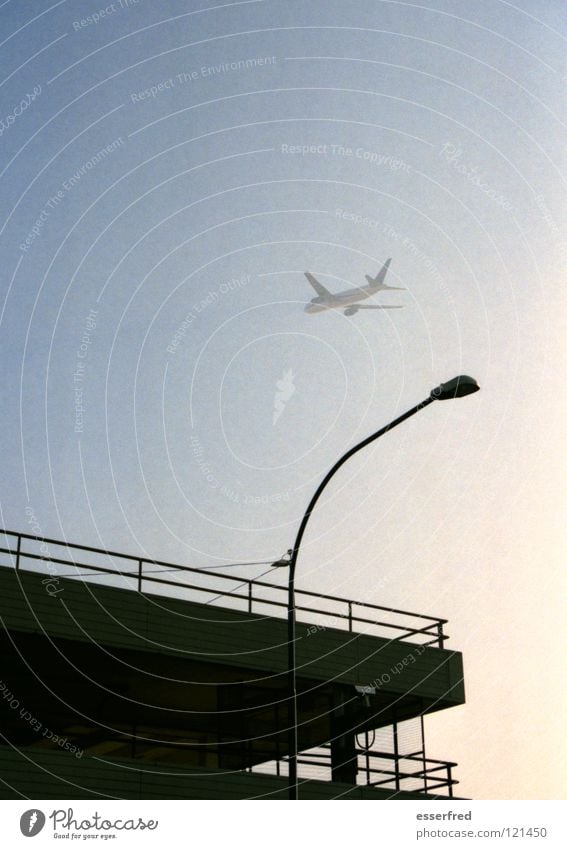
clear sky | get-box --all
[0,0,566,800]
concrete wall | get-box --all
[0,568,464,705]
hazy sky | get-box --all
[1,0,566,800]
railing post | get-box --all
[421,714,428,796]
[447,764,453,798]
[15,534,21,571]
[275,702,281,776]
[348,601,353,632]
[393,721,400,792]
[437,622,444,648]
[138,560,143,593]
[248,581,253,613]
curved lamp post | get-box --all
[273,375,480,800]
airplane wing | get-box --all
[304,272,332,297]
[355,304,403,309]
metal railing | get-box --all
[251,745,457,796]
[251,715,457,796]
[0,528,448,646]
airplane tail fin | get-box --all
[366,258,392,288]
[305,272,332,297]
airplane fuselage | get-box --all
[303,258,403,314]
[305,286,373,313]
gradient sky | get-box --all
[0,0,566,800]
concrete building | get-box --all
[0,529,465,799]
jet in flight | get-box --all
[304,259,405,316]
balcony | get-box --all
[1,528,448,645]
[253,735,457,797]
[0,528,464,799]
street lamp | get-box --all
[273,375,479,800]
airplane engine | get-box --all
[344,306,359,316]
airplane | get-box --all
[304,258,405,316]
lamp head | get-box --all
[271,549,293,568]
[430,375,480,400]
